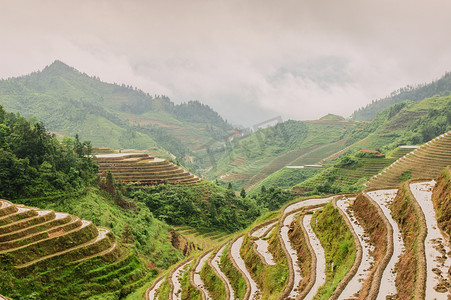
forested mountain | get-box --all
[351,72,451,121]
[0,61,233,167]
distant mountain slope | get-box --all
[208,118,360,189]
[0,60,233,164]
[294,95,451,194]
[348,95,451,152]
[351,72,451,121]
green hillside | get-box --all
[294,95,451,194]
[0,61,233,167]
[351,71,451,121]
[0,103,285,299]
[207,118,360,190]
[348,95,451,152]
[367,130,451,188]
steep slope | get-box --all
[293,96,451,195]
[0,60,232,163]
[146,166,451,300]
[0,198,150,299]
[367,130,451,188]
[349,95,451,152]
[95,153,202,185]
[431,166,451,237]
[208,118,359,189]
[294,146,415,194]
[351,71,451,121]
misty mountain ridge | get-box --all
[351,71,451,121]
[0,60,233,165]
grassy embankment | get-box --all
[287,213,313,295]
[240,225,289,299]
[200,254,227,300]
[432,166,451,237]
[311,203,356,299]
[220,245,247,300]
[390,182,426,299]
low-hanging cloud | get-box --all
[1,0,451,126]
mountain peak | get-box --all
[319,113,345,121]
[42,60,79,75]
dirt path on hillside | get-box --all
[193,251,213,300]
[211,244,235,300]
[410,181,451,299]
[147,277,165,300]
[171,259,192,300]
[281,212,303,299]
[230,236,260,299]
[367,189,404,299]
[336,197,374,299]
[303,212,326,299]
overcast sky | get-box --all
[1,0,451,126]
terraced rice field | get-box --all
[295,145,417,192]
[210,244,235,299]
[0,199,119,269]
[230,236,260,299]
[0,198,155,299]
[193,251,213,299]
[252,222,276,265]
[281,212,304,298]
[366,189,404,299]
[302,212,326,299]
[171,259,193,300]
[368,131,451,188]
[146,176,451,300]
[410,181,451,299]
[95,153,202,185]
[336,197,375,299]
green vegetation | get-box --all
[207,119,358,189]
[200,256,227,300]
[351,71,451,121]
[240,230,289,299]
[295,153,393,195]
[220,245,246,300]
[311,203,356,299]
[432,166,451,237]
[295,95,451,195]
[0,60,233,169]
[44,187,184,268]
[127,182,261,232]
[349,95,451,152]
[253,186,296,211]
[0,104,187,299]
[249,168,320,195]
[319,114,345,121]
[157,275,171,300]
[0,104,97,199]
[0,252,157,299]
[180,261,202,300]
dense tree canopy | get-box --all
[0,105,97,199]
[127,182,262,232]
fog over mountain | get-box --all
[1,0,451,126]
